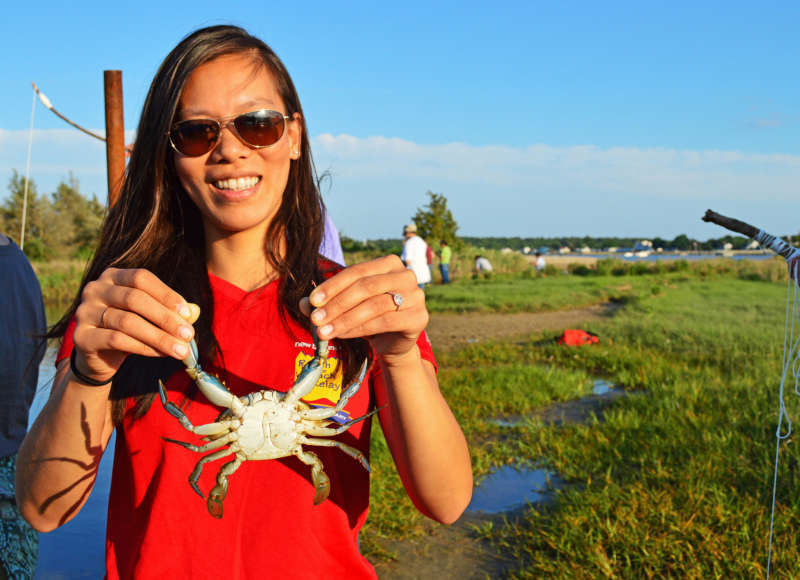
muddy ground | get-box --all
[369,304,623,579]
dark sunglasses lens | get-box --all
[235,110,285,147]
[171,121,219,156]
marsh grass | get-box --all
[31,258,89,324]
[363,263,800,577]
[33,256,800,575]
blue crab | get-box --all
[158,307,374,518]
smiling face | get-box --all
[173,52,302,247]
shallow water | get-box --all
[592,379,614,395]
[27,346,112,579]
[466,465,559,514]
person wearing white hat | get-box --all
[401,223,432,288]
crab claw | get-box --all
[180,338,243,412]
[208,485,226,519]
[181,339,201,379]
[312,470,331,505]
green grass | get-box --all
[362,266,800,578]
[424,273,648,314]
[35,255,800,575]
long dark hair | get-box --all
[49,25,370,423]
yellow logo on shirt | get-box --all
[294,352,343,405]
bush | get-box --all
[595,259,616,276]
[569,264,593,277]
[612,264,630,276]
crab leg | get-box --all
[163,432,237,453]
[183,448,234,498]
[302,406,382,436]
[182,339,245,413]
[299,359,369,421]
[294,449,331,505]
[158,380,232,436]
[302,438,370,472]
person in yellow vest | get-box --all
[438,240,452,284]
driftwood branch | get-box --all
[702,209,760,239]
[32,82,132,155]
[702,209,797,261]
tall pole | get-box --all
[104,70,125,207]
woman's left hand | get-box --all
[301,255,428,360]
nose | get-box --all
[209,122,250,161]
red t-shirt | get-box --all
[57,271,436,579]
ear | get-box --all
[288,112,303,160]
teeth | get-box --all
[214,176,260,191]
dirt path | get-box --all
[370,303,623,579]
[426,302,620,352]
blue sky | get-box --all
[1,1,799,240]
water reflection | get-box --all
[592,379,614,395]
[467,465,559,514]
[28,345,112,580]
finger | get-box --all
[309,255,405,308]
[74,304,191,360]
[99,307,192,359]
[75,328,168,360]
[299,297,312,317]
[102,268,192,319]
[89,284,195,343]
[310,270,418,327]
[315,287,424,339]
[319,301,429,341]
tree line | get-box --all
[2,171,105,260]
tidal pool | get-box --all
[466,465,560,514]
[592,379,615,395]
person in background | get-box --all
[16,26,471,579]
[0,233,46,580]
[474,255,493,274]
[439,240,452,284]
[401,223,432,288]
[534,251,546,272]
[320,211,345,265]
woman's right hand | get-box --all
[70,268,196,384]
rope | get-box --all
[767,260,799,578]
[20,88,36,250]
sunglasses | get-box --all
[168,109,291,157]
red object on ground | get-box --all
[557,329,599,346]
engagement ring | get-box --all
[388,292,403,311]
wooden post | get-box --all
[104,70,125,207]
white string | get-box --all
[766,257,800,578]
[20,88,37,250]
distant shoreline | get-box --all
[529,251,773,268]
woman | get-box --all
[16,25,472,579]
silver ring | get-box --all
[387,292,403,311]
[99,307,108,329]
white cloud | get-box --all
[1,129,798,239]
